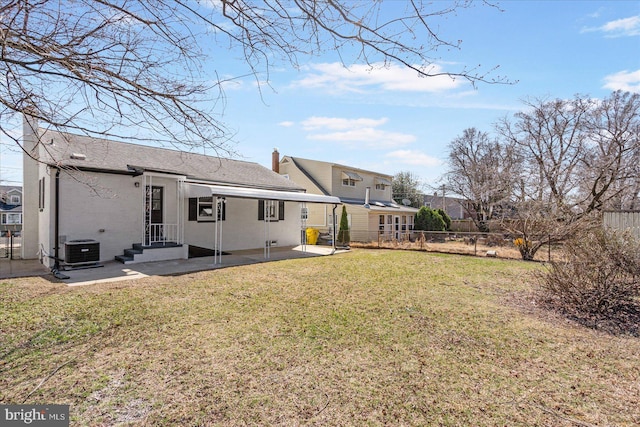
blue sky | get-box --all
[1,0,639,188]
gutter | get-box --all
[332,204,337,255]
[51,168,69,280]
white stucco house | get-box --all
[21,117,339,269]
[276,152,418,242]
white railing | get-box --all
[145,223,178,246]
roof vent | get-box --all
[70,153,86,160]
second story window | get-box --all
[341,171,362,187]
[374,177,391,191]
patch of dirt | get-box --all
[84,370,153,425]
[352,238,560,261]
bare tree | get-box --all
[442,127,519,232]
[1,0,508,160]
[579,91,640,211]
[496,92,640,260]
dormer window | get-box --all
[10,195,20,204]
[342,171,363,187]
[374,177,392,190]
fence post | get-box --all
[474,235,477,256]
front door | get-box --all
[394,215,400,240]
[145,186,164,244]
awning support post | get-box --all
[332,204,337,255]
[300,202,307,253]
[264,199,272,259]
[213,197,224,264]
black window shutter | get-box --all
[218,200,226,221]
[278,201,285,220]
[258,200,265,220]
[188,198,197,221]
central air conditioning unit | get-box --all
[64,239,100,265]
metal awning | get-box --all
[341,171,363,181]
[186,183,340,265]
[187,183,341,204]
[375,177,392,186]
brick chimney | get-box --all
[272,148,280,173]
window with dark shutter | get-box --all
[258,200,285,221]
[188,198,197,221]
[189,197,225,222]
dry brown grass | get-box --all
[352,237,563,262]
[1,249,638,426]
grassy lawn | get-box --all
[1,249,638,426]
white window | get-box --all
[341,171,362,187]
[1,213,21,224]
[188,197,224,222]
[374,177,391,191]
[198,197,214,220]
[258,200,284,222]
[10,195,20,204]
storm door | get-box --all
[145,186,164,244]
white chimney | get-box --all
[364,187,371,208]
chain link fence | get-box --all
[345,229,563,262]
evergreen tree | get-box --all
[337,205,350,245]
[414,207,446,231]
[437,208,452,231]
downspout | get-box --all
[52,168,69,279]
[331,204,337,255]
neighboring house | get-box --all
[276,152,418,242]
[21,116,339,268]
[423,193,472,220]
[0,185,22,236]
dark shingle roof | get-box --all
[0,202,22,212]
[38,130,303,191]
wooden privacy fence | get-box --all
[603,211,640,240]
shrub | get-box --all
[414,207,446,231]
[437,208,452,230]
[537,228,640,335]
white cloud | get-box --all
[386,150,443,168]
[603,69,640,93]
[278,121,295,127]
[308,129,415,149]
[299,116,414,149]
[301,116,387,131]
[293,62,465,94]
[582,15,640,37]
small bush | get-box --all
[537,228,640,336]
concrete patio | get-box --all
[0,245,348,286]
